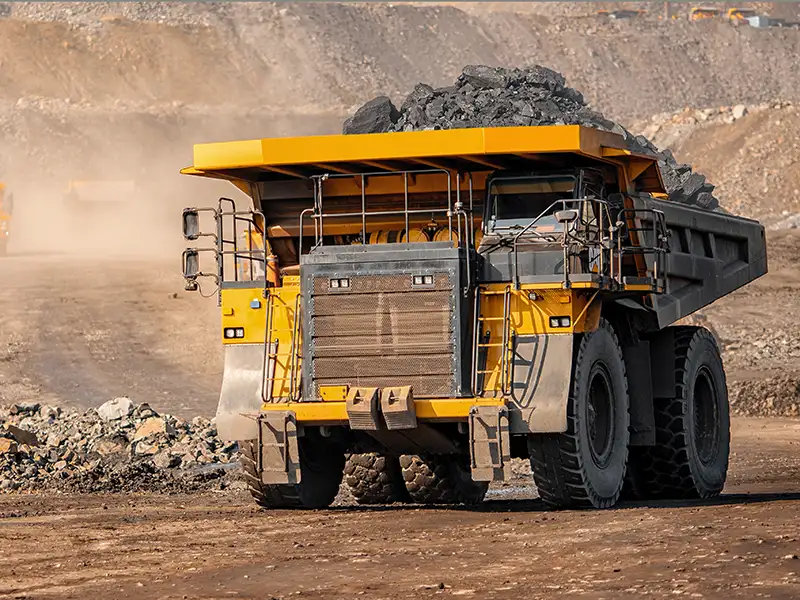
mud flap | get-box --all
[469,405,512,482]
[380,386,417,430]
[509,334,573,433]
[346,387,381,430]
[216,344,267,441]
[257,410,300,485]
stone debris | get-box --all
[344,65,720,211]
[97,396,134,421]
[0,401,239,493]
[728,378,800,418]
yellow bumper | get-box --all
[259,398,507,424]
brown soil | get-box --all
[1,418,799,600]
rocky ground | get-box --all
[0,398,237,494]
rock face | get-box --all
[0,401,238,493]
[343,65,720,211]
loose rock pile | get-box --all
[343,65,720,210]
[729,378,800,418]
[0,398,238,493]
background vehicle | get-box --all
[181,125,767,510]
[0,182,13,255]
[691,6,721,20]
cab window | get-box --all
[488,176,576,228]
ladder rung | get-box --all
[478,316,505,321]
[479,290,508,296]
[477,343,509,348]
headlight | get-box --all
[224,327,245,339]
[549,316,571,329]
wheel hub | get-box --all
[587,364,614,467]
[693,367,719,466]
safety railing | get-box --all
[614,207,669,289]
[507,197,613,289]
[472,286,515,397]
[502,196,669,292]
[299,169,476,253]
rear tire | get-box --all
[344,453,410,504]
[239,435,345,509]
[626,327,729,500]
[528,318,630,509]
[400,454,488,505]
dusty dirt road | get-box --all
[0,254,222,415]
[1,418,799,600]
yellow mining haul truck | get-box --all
[63,180,137,239]
[181,125,767,509]
[0,183,13,256]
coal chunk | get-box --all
[342,96,400,135]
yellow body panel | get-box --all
[478,285,600,393]
[221,284,300,399]
[187,125,662,192]
[260,398,507,423]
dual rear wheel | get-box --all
[529,322,729,509]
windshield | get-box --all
[488,176,576,229]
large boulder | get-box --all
[342,96,400,135]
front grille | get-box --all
[308,273,456,398]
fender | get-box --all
[215,344,266,441]
[508,334,573,433]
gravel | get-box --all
[729,378,800,418]
[343,65,720,211]
[0,399,239,493]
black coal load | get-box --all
[343,65,719,211]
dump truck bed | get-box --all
[630,194,767,328]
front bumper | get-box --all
[259,398,507,425]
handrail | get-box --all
[500,286,513,396]
[307,168,466,250]
[510,197,611,289]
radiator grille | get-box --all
[308,273,456,398]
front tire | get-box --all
[626,327,729,499]
[528,318,630,509]
[239,435,345,509]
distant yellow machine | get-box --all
[63,180,137,236]
[0,183,13,256]
[690,6,721,20]
[727,7,757,22]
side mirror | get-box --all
[555,209,579,224]
[183,249,200,279]
[182,208,200,240]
